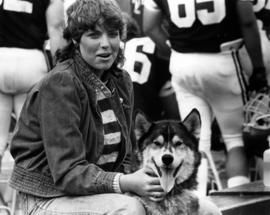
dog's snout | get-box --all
[162,154,174,166]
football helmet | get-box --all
[243,90,270,138]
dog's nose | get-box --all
[162,154,174,166]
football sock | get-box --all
[195,156,208,197]
[223,133,243,152]
[198,137,211,153]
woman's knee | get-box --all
[113,195,146,215]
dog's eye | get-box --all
[172,136,183,146]
[153,140,162,146]
[152,135,164,146]
[174,141,183,146]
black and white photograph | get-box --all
[0,0,270,214]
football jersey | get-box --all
[0,0,50,50]
[124,0,176,120]
[144,0,243,53]
[253,0,270,27]
[123,37,171,120]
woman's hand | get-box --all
[119,166,166,202]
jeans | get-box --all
[20,193,146,215]
[20,192,221,215]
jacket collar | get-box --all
[73,50,112,98]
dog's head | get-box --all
[134,109,201,193]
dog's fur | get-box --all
[133,109,201,215]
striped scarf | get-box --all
[96,86,122,171]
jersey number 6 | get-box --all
[168,0,225,28]
[123,37,155,84]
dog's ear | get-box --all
[182,109,201,139]
[134,109,152,140]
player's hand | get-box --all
[263,24,270,40]
[249,67,268,93]
[119,166,166,201]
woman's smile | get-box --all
[96,52,112,60]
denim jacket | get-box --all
[9,52,135,197]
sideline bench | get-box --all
[207,180,270,215]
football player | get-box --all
[0,0,65,204]
[0,0,65,162]
[143,0,268,195]
[241,0,270,179]
[122,0,180,121]
[240,0,270,81]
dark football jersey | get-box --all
[0,0,49,50]
[123,37,171,120]
[126,0,178,120]
[253,0,270,27]
[151,0,242,52]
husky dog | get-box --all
[133,109,202,215]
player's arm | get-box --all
[237,0,268,92]
[256,7,270,40]
[143,1,171,60]
[46,0,67,58]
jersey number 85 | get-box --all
[168,0,225,28]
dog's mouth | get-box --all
[151,157,183,193]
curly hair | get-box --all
[56,0,125,67]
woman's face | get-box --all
[79,25,120,73]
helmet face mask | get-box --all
[243,91,270,138]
